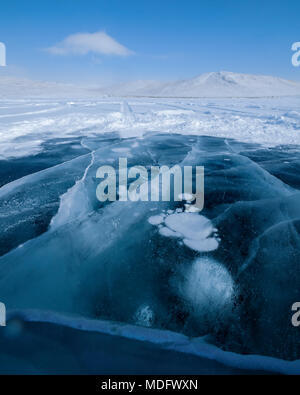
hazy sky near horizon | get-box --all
[0,0,300,84]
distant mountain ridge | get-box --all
[1,71,300,98]
[105,71,300,97]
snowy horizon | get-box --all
[2,70,300,99]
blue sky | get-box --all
[0,0,300,84]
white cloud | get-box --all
[46,31,134,57]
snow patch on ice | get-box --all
[159,227,182,238]
[165,213,213,240]
[148,215,165,225]
[149,211,220,253]
[181,257,234,317]
[134,305,154,328]
[183,237,219,252]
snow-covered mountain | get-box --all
[106,71,300,97]
[1,71,300,98]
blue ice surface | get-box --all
[0,309,298,375]
[0,132,300,373]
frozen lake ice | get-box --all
[0,97,300,373]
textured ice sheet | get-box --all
[1,309,300,375]
[1,98,300,370]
